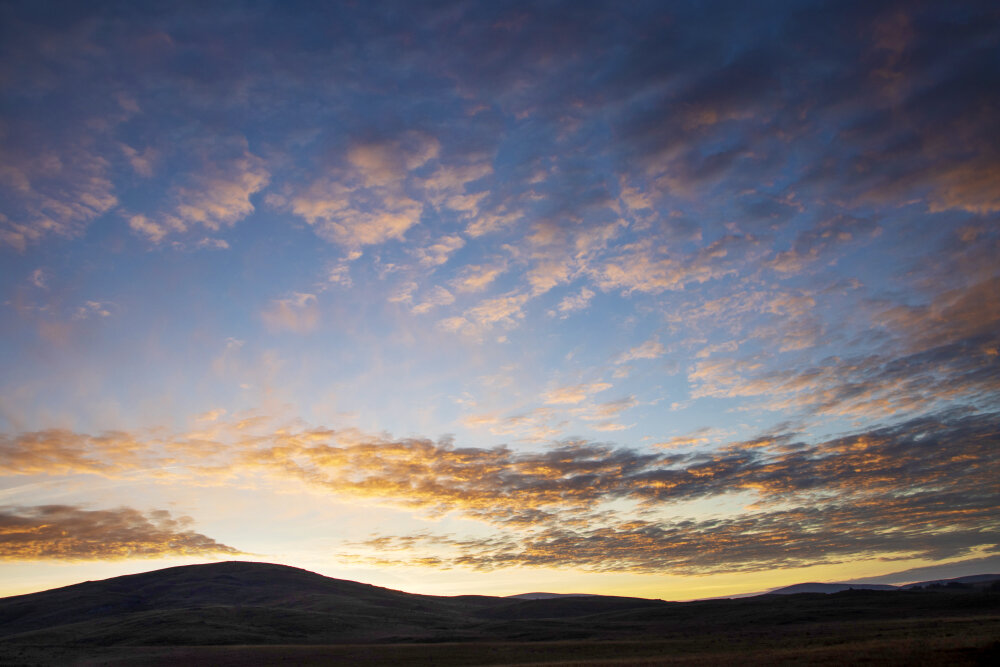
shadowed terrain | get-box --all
[1,562,998,665]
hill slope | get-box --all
[1,562,998,651]
[0,561,502,645]
[0,561,669,645]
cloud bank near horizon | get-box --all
[2,410,996,572]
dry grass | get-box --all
[1,615,996,666]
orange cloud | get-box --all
[543,382,612,405]
[0,505,242,561]
[0,429,147,476]
[3,410,996,573]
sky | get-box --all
[1,0,998,601]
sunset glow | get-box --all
[1,0,998,600]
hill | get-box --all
[1,561,998,665]
[0,561,671,646]
[767,582,899,595]
[506,592,596,600]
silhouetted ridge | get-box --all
[1,561,997,650]
[0,561,505,645]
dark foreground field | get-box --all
[1,562,997,666]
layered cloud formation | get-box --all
[2,410,996,570]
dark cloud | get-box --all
[0,505,242,560]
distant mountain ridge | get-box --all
[507,574,1000,600]
[505,592,596,600]
[766,573,1000,596]
[901,573,1000,588]
[767,582,898,595]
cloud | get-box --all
[551,287,594,317]
[580,396,637,422]
[422,161,492,221]
[260,293,319,333]
[450,262,507,293]
[347,134,440,188]
[439,292,530,337]
[128,214,167,243]
[289,179,422,249]
[464,208,521,237]
[282,133,440,250]
[196,409,227,423]
[126,142,269,243]
[388,280,418,305]
[688,279,1000,419]
[326,260,353,287]
[332,410,1000,573]
[119,143,158,177]
[0,429,146,476]
[73,300,116,320]
[590,421,631,432]
[242,410,998,529]
[196,237,230,250]
[413,234,465,267]
[1,0,999,580]
[412,286,455,315]
[169,150,270,231]
[767,215,878,275]
[544,382,612,405]
[617,337,665,363]
[0,145,117,250]
[0,505,242,561]
[926,158,1000,215]
[1,409,997,573]
[695,341,738,359]
[593,236,753,294]
[424,162,492,197]
[29,269,48,289]
[461,407,568,442]
[652,427,718,450]
[347,492,998,575]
